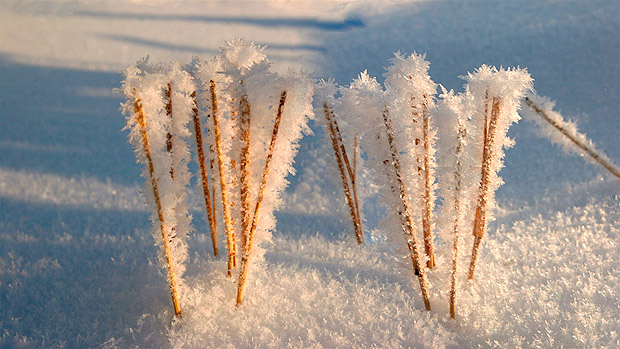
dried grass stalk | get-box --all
[524,96,620,180]
[191,91,218,256]
[351,133,362,237]
[412,96,436,269]
[210,153,218,239]
[353,134,359,181]
[210,80,237,277]
[165,83,175,179]
[468,96,501,280]
[133,88,182,317]
[334,117,363,244]
[237,91,287,306]
[229,97,241,228]
[449,121,466,319]
[382,108,431,311]
[323,103,364,245]
[421,97,436,269]
[239,94,252,249]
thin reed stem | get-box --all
[353,134,359,182]
[237,91,287,306]
[469,96,501,280]
[412,96,435,269]
[323,103,364,245]
[421,97,435,268]
[450,121,466,319]
[133,88,182,317]
[352,134,362,238]
[524,96,620,180]
[239,94,252,249]
[210,155,218,239]
[334,116,363,244]
[165,83,175,179]
[382,107,431,311]
[191,91,218,256]
[210,80,237,277]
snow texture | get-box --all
[1,1,619,348]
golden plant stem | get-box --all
[237,91,287,306]
[334,117,363,244]
[411,96,435,269]
[210,157,218,240]
[382,108,431,311]
[165,83,175,180]
[133,88,182,317]
[450,121,466,319]
[469,96,501,280]
[239,95,252,250]
[229,97,241,231]
[210,80,237,277]
[191,92,218,256]
[523,97,620,180]
[352,134,362,237]
[323,103,364,245]
[353,134,359,182]
[421,98,436,269]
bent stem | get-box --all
[133,88,182,317]
[382,108,431,311]
[469,96,501,280]
[191,91,218,256]
[523,96,620,180]
[210,80,237,277]
[237,90,287,306]
[323,102,364,245]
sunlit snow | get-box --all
[1,1,618,347]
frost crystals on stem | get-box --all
[210,79,238,277]
[121,59,195,317]
[463,66,532,280]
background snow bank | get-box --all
[1,0,618,347]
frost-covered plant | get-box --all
[235,68,314,305]
[192,41,314,304]
[337,71,432,311]
[384,52,438,268]
[189,84,219,257]
[120,42,543,320]
[463,66,532,280]
[121,59,195,317]
[120,39,314,314]
[434,87,478,319]
[332,52,440,309]
[316,79,364,245]
[521,93,620,180]
[192,53,241,277]
[332,58,532,316]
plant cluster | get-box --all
[324,57,532,318]
[121,40,314,316]
[122,40,617,321]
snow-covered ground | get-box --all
[1,1,618,347]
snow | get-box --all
[1,0,619,347]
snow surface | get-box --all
[1,0,619,347]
